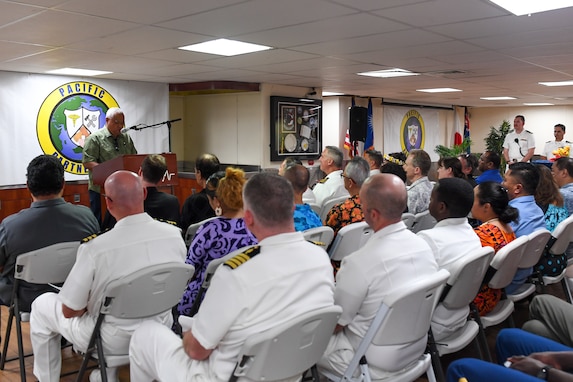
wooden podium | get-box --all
[92,153,179,187]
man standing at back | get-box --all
[0,155,99,312]
[319,173,438,379]
[313,146,347,206]
[503,115,535,164]
[129,173,335,381]
[403,149,433,214]
[30,170,186,382]
[542,124,571,160]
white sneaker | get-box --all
[89,367,118,382]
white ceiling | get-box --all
[2,0,573,107]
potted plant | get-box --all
[484,120,511,171]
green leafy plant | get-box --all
[484,119,511,171]
[434,137,472,158]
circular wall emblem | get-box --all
[400,109,425,152]
[36,81,119,175]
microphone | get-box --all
[514,138,519,144]
[121,125,139,133]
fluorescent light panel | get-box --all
[523,103,554,106]
[480,96,517,100]
[322,91,344,96]
[179,38,272,56]
[489,0,573,15]
[539,80,573,87]
[47,68,112,76]
[358,68,419,78]
[416,88,462,93]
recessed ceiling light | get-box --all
[489,0,573,15]
[322,91,344,96]
[523,103,555,106]
[480,96,517,100]
[46,68,112,76]
[539,80,573,87]
[416,88,462,93]
[357,68,419,78]
[179,38,272,56]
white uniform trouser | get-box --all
[30,293,132,382]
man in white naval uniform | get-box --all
[542,124,571,160]
[503,115,535,163]
[29,171,186,382]
[312,145,347,206]
[129,172,335,382]
[318,173,439,379]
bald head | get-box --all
[283,164,309,195]
[104,170,145,220]
[360,173,407,231]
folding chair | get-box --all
[185,217,217,247]
[327,222,373,262]
[0,241,80,382]
[75,262,195,382]
[320,196,349,223]
[410,210,437,233]
[308,202,321,216]
[428,246,494,381]
[322,269,450,382]
[302,226,335,250]
[229,305,342,382]
[540,216,573,302]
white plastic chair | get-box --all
[401,212,416,230]
[229,305,342,382]
[0,241,81,382]
[327,221,373,262]
[320,195,349,223]
[428,246,494,381]
[322,269,450,382]
[184,217,217,247]
[308,202,321,216]
[540,216,573,302]
[410,210,437,233]
[75,262,195,382]
[302,226,335,250]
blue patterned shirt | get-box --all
[560,183,573,216]
[294,204,322,232]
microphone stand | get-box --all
[126,118,182,152]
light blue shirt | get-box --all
[560,183,573,216]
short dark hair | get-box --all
[324,146,344,168]
[195,153,220,180]
[554,157,573,177]
[243,173,294,227]
[283,164,309,194]
[434,178,474,217]
[141,154,167,184]
[475,182,519,224]
[380,162,407,183]
[508,162,540,195]
[26,155,65,196]
[515,115,525,123]
[459,153,478,175]
[555,123,566,133]
[409,149,432,176]
[484,151,501,169]
[438,157,465,179]
[365,149,383,167]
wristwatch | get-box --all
[536,365,553,380]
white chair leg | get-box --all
[427,361,438,382]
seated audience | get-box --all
[30,170,186,382]
[552,157,573,215]
[502,162,545,294]
[283,164,322,231]
[523,294,573,347]
[470,182,518,316]
[459,153,478,187]
[313,146,347,206]
[177,168,257,317]
[364,149,382,176]
[279,157,315,203]
[381,152,407,183]
[476,150,503,184]
[325,156,369,235]
[447,328,573,382]
[0,155,99,312]
[403,149,433,214]
[318,174,438,379]
[417,178,481,341]
[436,157,466,180]
[129,173,335,381]
[180,153,220,231]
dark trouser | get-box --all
[89,190,102,228]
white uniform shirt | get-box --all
[543,140,572,160]
[58,213,186,330]
[417,217,482,340]
[302,187,316,204]
[190,232,335,381]
[369,169,380,177]
[312,169,347,206]
[503,130,535,162]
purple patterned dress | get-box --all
[177,217,257,316]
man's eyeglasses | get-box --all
[340,173,354,182]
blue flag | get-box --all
[365,98,374,151]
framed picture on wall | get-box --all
[270,96,322,161]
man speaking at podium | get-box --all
[82,107,137,225]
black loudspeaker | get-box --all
[349,106,367,142]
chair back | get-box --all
[185,217,217,247]
[410,210,437,233]
[302,226,334,250]
[440,247,494,310]
[327,221,373,261]
[549,215,573,255]
[401,212,416,229]
[231,305,342,381]
[308,202,321,216]
[488,235,528,289]
[519,229,551,268]
[319,195,349,222]
[101,262,194,319]
[15,241,80,284]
